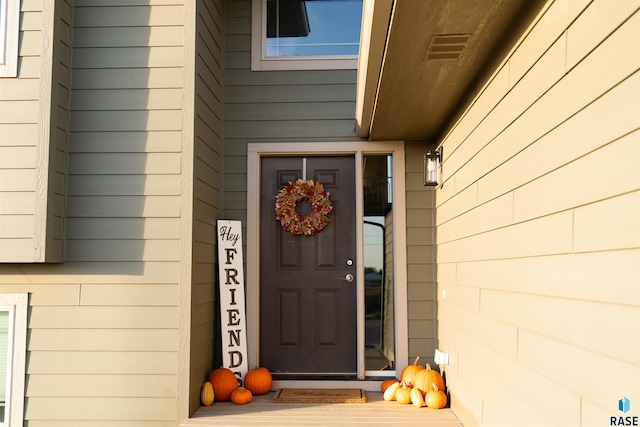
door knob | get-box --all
[339,274,354,283]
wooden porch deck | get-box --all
[181,391,463,426]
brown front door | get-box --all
[260,156,357,377]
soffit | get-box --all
[364,0,530,141]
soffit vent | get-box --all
[425,34,472,60]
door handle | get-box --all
[339,274,354,283]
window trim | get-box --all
[0,0,20,77]
[0,294,27,427]
[251,0,360,71]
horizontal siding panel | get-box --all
[456,250,640,306]
[0,124,38,146]
[26,422,175,427]
[69,131,182,153]
[68,175,181,196]
[71,68,183,89]
[30,306,178,329]
[66,239,180,261]
[0,78,40,100]
[225,69,357,86]
[437,193,513,244]
[74,5,184,27]
[68,153,181,174]
[17,30,41,57]
[80,283,178,306]
[513,130,640,223]
[70,111,182,132]
[25,397,176,421]
[574,191,640,252]
[225,84,357,103]
[29,329,178,351]
[0,192,35,214]
[27,351,178,375]
[225,102,356,121]
[67,196,180,217]
[0,261,179,283]
[436,182,477,225]
[71,89,183,110]
[518,330,639,414]
[0,283,79,305]
[0,100,39,123]
[479,74,640,206]
[73,27,183,48]
[0,146,37,168]
[0,215,34,238]
[27,374,177,397]
[67,218,180,239]
[438,211,573,263]
[481,289,638,365]
[0,169,36,190]
[225,119,357,139]
[566,0,639,70]
[73,46,184,68]
[0,239,34,261]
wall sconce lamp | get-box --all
[424,146,443,186]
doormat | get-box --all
[273,388,367,403]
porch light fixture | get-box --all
[423,146,443,186]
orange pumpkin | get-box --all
[425,383,447,409]
[231,388,253,405]
[245,367,272,395]
[400,356,424,387]
[380,379,399,393]
[413,364,445,396]
[208,366,239,402]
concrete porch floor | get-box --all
[181,391,463,426]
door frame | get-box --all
[246,141,408,381]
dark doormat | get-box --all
[273,388,367,403]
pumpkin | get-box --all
[411,387,426,408]
[400,356,424,387]
[231,388,253,405]
[245,367,272,395]
[208,366,239,402]
[425,383,447,409]
[380,379,398,393]
[383,381,401,401]
[394,383,412,404]
[413,364,445,396]
[200,381,214,406]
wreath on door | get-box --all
[275,179,333,236]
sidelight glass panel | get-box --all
[363,155,395,373]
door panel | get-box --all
[260,156,356,376]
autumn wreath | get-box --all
[275,179,333,236]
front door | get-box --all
[259,156,357,377]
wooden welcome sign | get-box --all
[216,220,248,386]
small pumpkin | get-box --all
[414,364,445,396]
[400,356,424,387]
[380,379,398,393]
[200,381,214,406]
[383,381,401,401]
[208,366,239,402]
[394,383,412,404]
[425,383,447,409]
[231,388,253,405]
[245,367,272,395]
[411,387,426,408]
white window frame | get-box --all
[0,0,19,77]
[0,294,27,427]
[251,0,360,71]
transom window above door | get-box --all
[252,0,364,71]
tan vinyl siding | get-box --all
[435,1,640,426]
[189,0,225,416]
[0,0,188,425]
[0,0,68,262]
